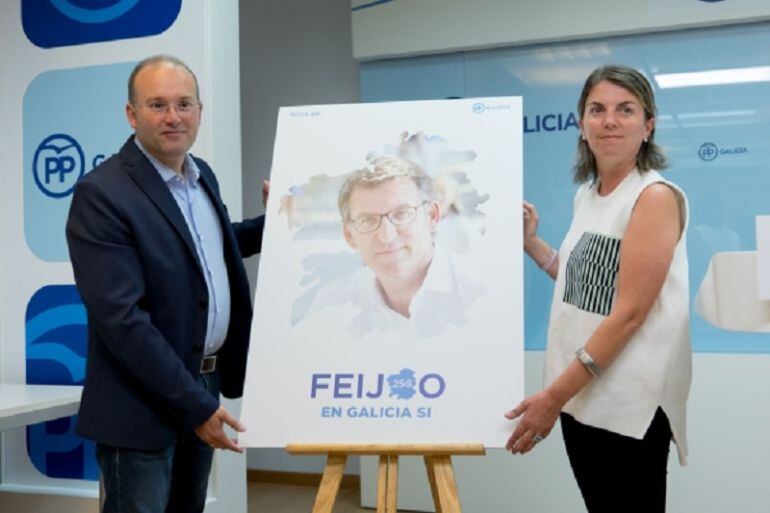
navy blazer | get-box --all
[66,137,263,450]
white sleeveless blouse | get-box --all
[544,169,691,464]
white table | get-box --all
[0,384,247,513]
[0,384,82,431]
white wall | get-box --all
[238,0,360,475]
[352,0,770,59]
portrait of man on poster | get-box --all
[314,156,486,339]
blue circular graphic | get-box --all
[472,103,485,114]
[33,134,85,198]
[698,142,719,162]
[49,0,140,24]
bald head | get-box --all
[128,55,199,104]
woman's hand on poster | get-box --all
[262,180,270,208]
[522,201,540,249]
[504,388,563,454]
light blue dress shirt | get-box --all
[134,139,230,355]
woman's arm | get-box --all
[506,183,682,454]
[523,201,559,280]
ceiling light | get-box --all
[655,66,770,88]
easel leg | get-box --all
[424,456,444,513]
[287,444,483,513]
[311,454,347,513]
[387,455,398,512]
[425,455,461,513]
[376,454,399,513]
[377,455,387,513]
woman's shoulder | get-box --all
[638,168,682,190]
[572,181,595,209]
[636,170,689,231]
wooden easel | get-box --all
[287,444,485,513]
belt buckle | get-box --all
[200,355,217,374]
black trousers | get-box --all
[561,407,672,513]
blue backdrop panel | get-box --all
[21,0,181,48]
[360,22,770,353]
[25,285,96,481]
[23,61,134,262]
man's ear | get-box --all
[427,201,440,231]
[126,103,138,129]
[342,223,357,249]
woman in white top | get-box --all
[505,65,691,513]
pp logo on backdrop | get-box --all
[22,0,182,48]
[698,142,748,162]
[24,62,133,262]
[33,134,86,198]
[698,142,718,162]
[26,285,97,481]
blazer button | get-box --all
[198,298,207,310]
[193,344,203,352]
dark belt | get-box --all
[200,355,217,374]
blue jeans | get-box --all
[97,373,219,513]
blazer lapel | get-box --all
[120,139,203,275]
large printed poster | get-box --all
[241,98,523,447]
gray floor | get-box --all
[0,482,370,513]
[248,482,370,512]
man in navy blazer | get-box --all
[66,55,263,513]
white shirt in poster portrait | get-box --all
[305,244,487,340]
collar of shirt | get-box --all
[303,243,486,339]
[133,137,201,188]
[363,243,455,320]
[347,243,479,339]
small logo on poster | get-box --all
[26,285,97,481]
[22,0,181,48]
[387,368,417,399]
[472,102,511,114]
[33,134,85,198]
